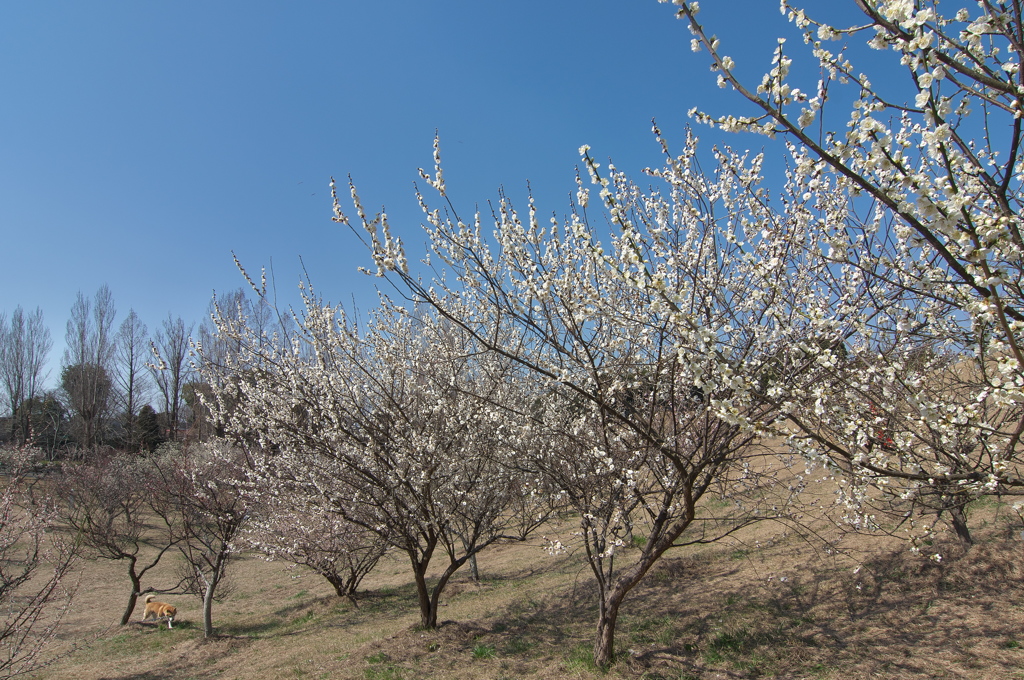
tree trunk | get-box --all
[949,503,974,546]
[320,572,361,607]
[411,559,436,629]
[326,574,347,598]
[120,569,142,626]
[594,598,621,669]
[203,578,217,637]
[591,513,695,668]
[459,534,480,582]
[411,552,471,629]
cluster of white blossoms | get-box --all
[673,0,1024,545]
[207,0,1024,666]
[324,108,845,661]
[200,283,551,630]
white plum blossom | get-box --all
[334,114,833,666]
[679,0,1024,545]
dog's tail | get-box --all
[144,594,156,604]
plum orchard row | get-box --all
[4,0,1024,672]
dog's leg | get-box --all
[167,615,174,630]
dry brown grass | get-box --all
[24,505,1024,680]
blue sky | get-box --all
[0,1,869,389]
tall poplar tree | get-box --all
[0,306,52,444]
[61,286,116,450]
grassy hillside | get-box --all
[28,508,1024,680]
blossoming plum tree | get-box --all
[150,440,248,638]
[674,0,1024,546]
[201,288,548,630]
[240,481,388,605]
[335,126,842,665]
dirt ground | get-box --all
[24,508,1024,680]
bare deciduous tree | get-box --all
[61,362,114,456]
[0,446,77,677]
[113,310,151,451]
[60,455,178,625]
[150,315,194,442]
[62,287,117,451]
[0,307,52,444]
[14,391,68,458]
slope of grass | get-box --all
[28,512,1024,680]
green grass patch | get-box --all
[628,614,679,646]
[700,625,788,673]
[219,617,288,638]
[362,650,405,680]
[703,628,750,664]
[291,610,316,626]
[363,667,403,680]
[472,643,496,659]
[564,643,599,673]
[85,623,191,661]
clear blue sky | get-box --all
[0,1,870,389]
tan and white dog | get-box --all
[141,594,177,629]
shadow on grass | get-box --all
[95,533,1024,680]
[612,536,1024,679]
[215,582,425,639]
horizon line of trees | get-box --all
[0,286,282,457]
